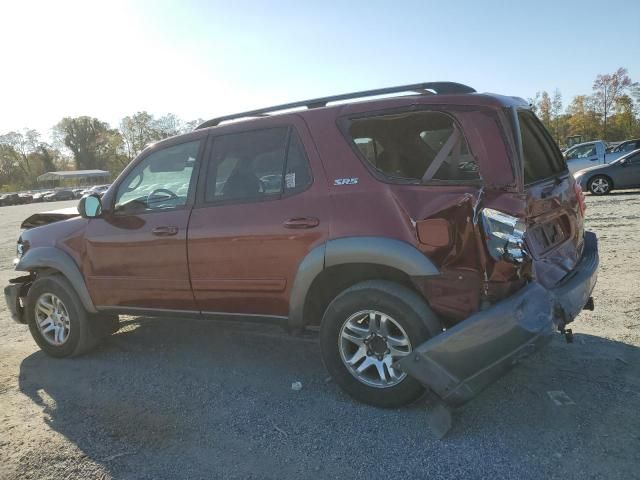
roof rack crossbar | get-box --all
[196,81,475,129]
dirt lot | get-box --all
[0,196,639,480]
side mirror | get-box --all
[78,194,102,218]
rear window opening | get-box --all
[347,111,480,184]
[518,110,567,184]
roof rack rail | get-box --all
[196,81,475,129]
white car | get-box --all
[564,140,628,173]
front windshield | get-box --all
[565,143,595,160]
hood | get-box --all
[21,207,79,229]
[574,162,615,176]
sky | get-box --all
[1,0,639,137]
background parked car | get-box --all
[574,149,640,195]
[72,188,85,199]
[18,193,33,204]
[43,189,75,202]
[81,184,110,197]
[609,138,640,155]
[31,191,51,202]
[0,193,20,206]
[564,140,627,173]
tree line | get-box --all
[529,67,639,146]
[1,112,204,191]
[1,67,639,192]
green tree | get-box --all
[592,67,635,140]
[184,118,205,131]
[154,113,183,138]
[119,112,194,167]
[54,117,122,170]
[0,129,40,180]
[0,144,24,189]
[119,111,159,165]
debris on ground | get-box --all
[547,390,576,406]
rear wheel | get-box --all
[26,274,101,357]
[588,175,612,195]
[320,280,441,408]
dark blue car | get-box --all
[574,149,640,195]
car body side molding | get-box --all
[288,237,439,330]
[15,246,97,313]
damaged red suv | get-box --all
[4,82,598,416]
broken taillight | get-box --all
[480,208,528,264]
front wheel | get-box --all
[588,175,612,195]
[26,274,101,358]
[320,280,441,408]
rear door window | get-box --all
[204,127,312,204]
[518,111,567,184]
[347,111,480,183]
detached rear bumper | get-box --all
[398,231,598,407]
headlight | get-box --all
[15,237,28,265]
[480,208,528,264]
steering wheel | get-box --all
[146,188,177,209]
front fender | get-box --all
[16,246,97,313]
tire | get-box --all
[588,175,612,195]
[26,274,100,358]
[319,280,441,408]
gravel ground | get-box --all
[0,196,639,480]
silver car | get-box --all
[574,149,640,195]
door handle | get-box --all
[283,217,320,229]
[152,226,179,236]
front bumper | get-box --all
[575,174,589,192]
[398,231,599,407]
[3,276,31,324]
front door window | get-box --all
[114,140,200,214]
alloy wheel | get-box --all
[35,293,71,346]
[590,177,610,194]
[338,310,412,388]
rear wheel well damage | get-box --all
[300,263,422,327]
[287,237,440,331]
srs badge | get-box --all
[334,177,359,186]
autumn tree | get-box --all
[538,91,552,130]
[609,95,639,139]
[592,67,636,140]
[550,89,564,142]
[566,95,600,140]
